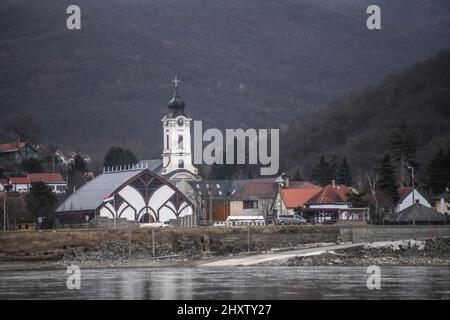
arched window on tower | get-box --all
[178,135,183,149]
[178,159,184,169]
[166,135,169,149]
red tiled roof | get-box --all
[27,173,66,184]
[10,177,30,184]
[288,181,322,189]
[0,142,27,153]
[305,184,351,205]
[232,182,278,200]
[281,188,323,208]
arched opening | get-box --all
[139,213,152,223]
[178,159,184,169]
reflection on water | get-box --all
[0,266,449,300]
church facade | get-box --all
[56,79,201,226]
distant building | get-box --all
[9,173,67,194]
[0,140,39,165]
[230,182,278,218]
[274,188,323,215]
[303,181,368,224]
[28,173,68,194]
[9,177,31,193]
[0,179,11,192]
[431,192,450,216]
[385,203,447,224]
[395,187,431,213]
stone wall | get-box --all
[339,225,450,243]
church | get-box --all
[56,78,202,226]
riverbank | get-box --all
[264,238,450,266]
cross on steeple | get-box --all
[172,77,181,89]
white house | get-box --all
[395,187,431,213]
[10,177,30,193]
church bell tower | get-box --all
[161,78,199,180]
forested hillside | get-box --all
[1,0,450,163]
[282,49,450,181]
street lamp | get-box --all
[408,166,416,226]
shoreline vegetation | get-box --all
[0,238,449,271]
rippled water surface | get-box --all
[1,266,449,299]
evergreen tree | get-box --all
[293,168,302,181]
[21,158,43,173]
[389,125,418,185]
[425,148,450,194]
[311,156,332,186]
[103,147,138,168]
[68,154,88,193]
[377,152,399,203]
[330,155,339,181]
[337,157,352,185]
[26,182,57,229]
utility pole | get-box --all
[408,166,416,226]
[3,195,6,231]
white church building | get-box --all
[56,79,201,226]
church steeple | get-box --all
[161,78,199,181]
[167,77,186,117]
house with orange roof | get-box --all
[273,188,323,215]
[9,173,67,194]
[0,140,38,165]
[302,180,368,224]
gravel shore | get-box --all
[264,238,450,266]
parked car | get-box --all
[275,214,307,225]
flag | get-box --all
[102,193,114,203]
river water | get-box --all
[0,266,449,299]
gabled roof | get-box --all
[56,169,146,212]
[398,187,413,201]
[10,177,30,184]
[232,182,278,200]
[0,141,29,153]
[281,188,323,208]
[28,173,66,184]
[385,203,446,223]
[397,187,429,203]
[305,184,351,205]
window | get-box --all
[178,159,184,169]
[166,135,170,149]
[243,200,258,209]
[178,135,183,149]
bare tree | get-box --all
[5,113,40,143]
[366,172,379,223]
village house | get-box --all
[303,181,368,224]
[0,140,39,165]
[395,187,431,213]
[385,203,447,225]
[431,191,450,215]
[273,188,323,215]
[230,181,279,218]
[9,173,67,194]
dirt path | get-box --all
[199,242,367,266]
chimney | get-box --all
[283,173,289,188]
[332,179,336,188]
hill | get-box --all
[1,0,450,162]
[281,49,450,180]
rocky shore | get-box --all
[265,238,450,266]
